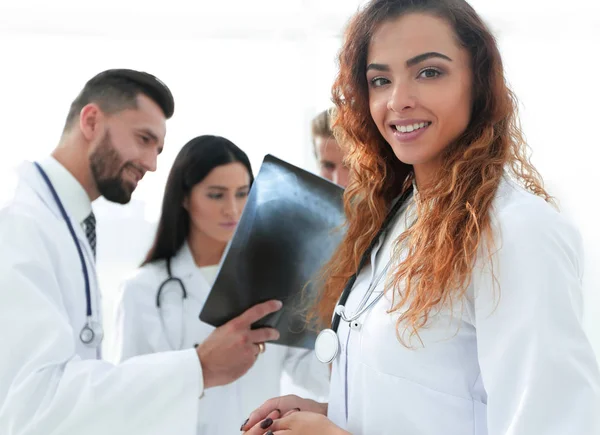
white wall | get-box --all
[0,1,598,366]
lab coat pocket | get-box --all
[348,294,482,434]
[359,293,479,396]
[348,362,477,435]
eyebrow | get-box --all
[406,52,452,67]
[207,185,250,190]
[366,52,453,72]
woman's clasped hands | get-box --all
[240,395,349,435]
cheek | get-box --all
[369,93,388,130]
[430,81,472,132]
[188,197,218,227]
[319,168,332,178]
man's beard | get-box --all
[90,130,135,205]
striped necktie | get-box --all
[83,212,96,259]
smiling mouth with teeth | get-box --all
[394,121,432,133]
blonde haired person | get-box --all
[311,108,349,188]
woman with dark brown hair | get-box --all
[241,0,600,433]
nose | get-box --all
[320,168,333,182]
[223,196,239,219]
[334,168,350,189]
[141,147,158,173]
[387,80,417,113]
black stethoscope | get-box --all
[156,257,188,350]
[33,162,103,348]
[314,185,414,364]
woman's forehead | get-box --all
[367,13,462,63]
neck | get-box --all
[412,160,442,191]
[52,132,100,201]
[188,229,226,268]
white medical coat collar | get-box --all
[169,242,196,280]
[19,160,97,267]
[37,157,93,225]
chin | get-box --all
[213,231,235,244]
[103,189,133,205]
[388,145,433,167]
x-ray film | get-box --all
[199,154,346,349]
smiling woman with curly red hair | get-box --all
[242,0,600,434]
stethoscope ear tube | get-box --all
[329,185,414,333]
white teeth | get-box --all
[395,122,429,133]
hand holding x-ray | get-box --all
[196,299,282,389]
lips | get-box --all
[393,121,432,133]
[123,166,144,185]
[130,168,143,183]
[388,119,432,143]
[220,222,238,228]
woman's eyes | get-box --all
[418,67,443,79]
[207,191,248,200]
[369,77,390,87]
[368,67,444,87]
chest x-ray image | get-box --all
[200,154,345,349]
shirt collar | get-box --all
[38,156,92,225]
[170,241,195,278]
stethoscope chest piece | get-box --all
[79,319,104,347]
[315,328,340,364]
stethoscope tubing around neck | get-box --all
[330,185,414,333]
[156,257,188,308]
[33,162,92,318]
[156,256,188,351]
[336,257,393,324]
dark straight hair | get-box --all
[142,135,254,265]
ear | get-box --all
[79,103,105,141]
[182,195,189,211]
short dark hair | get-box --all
[143,135,254,265]
[63,68,175,131]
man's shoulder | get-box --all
[0,165,62,248]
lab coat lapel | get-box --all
[170,242,213,299]
[170,242,195,280]
[19,162,97,272]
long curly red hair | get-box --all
[309,0,551,342]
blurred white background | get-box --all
[0,0,598,387]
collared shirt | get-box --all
[38,156,93,227]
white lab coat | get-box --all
[110,242,330,434]
[328,176,600,434]
[0,161,202,435]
